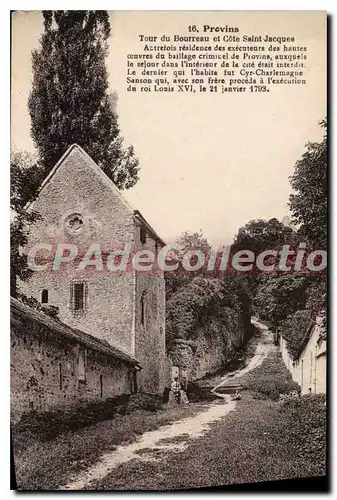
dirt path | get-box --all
[212,318,274,393]
[61,319,273,491]
[62,399,237,490]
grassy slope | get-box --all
[13,401,210,490]
[13,351,326,491]
[90,353,326,491]
[237,350,300,400]
[12,330,262,490]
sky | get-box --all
[11,11,326,245]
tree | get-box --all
[233,218,296,255]
[166,276,252,349]
[165,230,253,348]
[10,152,43,297]
[253,275,312,328]
[230,218,297,300]
[175,229,211,256]
[165,230,211,298]
[289,119,327,247]
[28,11,139,190]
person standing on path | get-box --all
[171,376,181,404]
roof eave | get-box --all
[134,210,166,246]
[10,297,140,367]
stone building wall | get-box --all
[133,219,166,394]
[10,299,137,424]
[20,272,135,355]
[20,145,136,355]
[19,145,167,395]
[135,273,166,393]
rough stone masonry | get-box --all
[14,144,167,421]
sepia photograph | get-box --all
[10,9,327,491]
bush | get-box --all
[279,393,326,475]
[240,352,300,400]
[278,392,300,404]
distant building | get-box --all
[15,144,166,418]
[279,316,326,395]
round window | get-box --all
[65,213,84,234]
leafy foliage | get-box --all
[175,229,211,256]
[248,121,327,347]
[241,119,327,356]
[255,274,326,357]
[233,217,296,254]
[10,151,60,315]
[280,309,312,357]
[16,293,60,319]
[305,279,327,332]
[289,119,327,247]
[10,152,43,297]
[165,230,212,299]
[166,275,251,349]
[280,393,326,476]
[29,11,139,190]
[253,275,312,327]
[232,218,299,300]
[166,277,224,345]
[165,230,253,351]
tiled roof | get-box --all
[10,297,140,367]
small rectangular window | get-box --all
[129,369,138,394]
[140,294,145,326]
[100,374,103,398]
[59,362,62,390]
[140,226,146,244]
[41,289,48,304]
[70,281,88,312]
[78,349,86,382]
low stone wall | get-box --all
[11,298,137,423]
